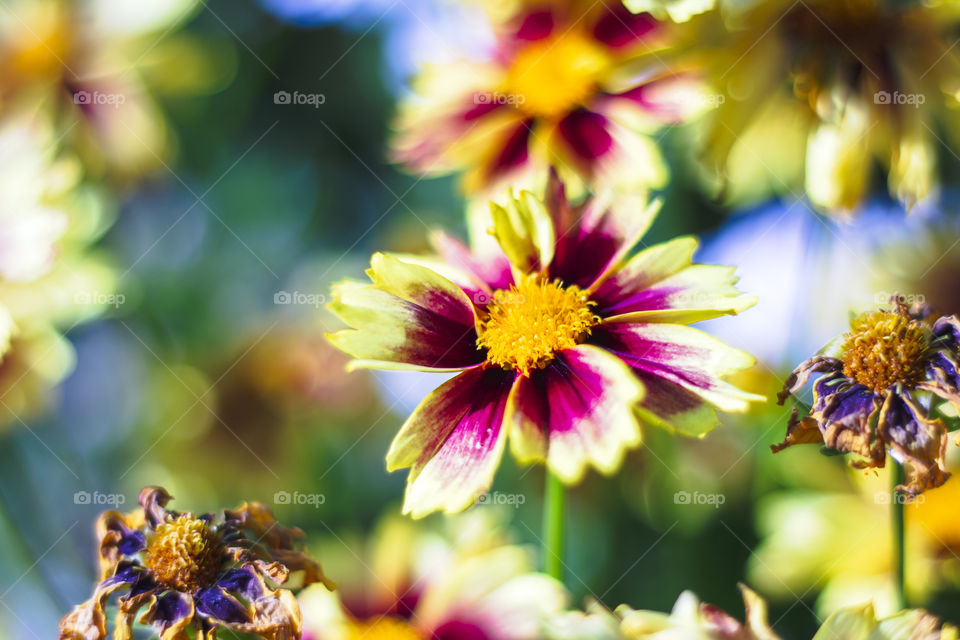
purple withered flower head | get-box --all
[59,486,333,640]
[774,297,960,496]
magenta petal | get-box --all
[509,345,643,482]
[431,231,514,294]
[485,121,533,181]
[557,110,614,162]
[514,8,555,41]
[593,284,680,317]
[592,6,658,49]
[390,366,515,517]
[463,99,505,122]
[592,323,713,388]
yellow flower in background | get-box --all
[750,453,960,618]
[0,0,225,179]
[692,0,960,214]
[0,109,115,426]
[393,0,704,195]
[547,584,956,639]
[299,508,568,640]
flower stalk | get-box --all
[892,460,906,611]
[543,469,565,582]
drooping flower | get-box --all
[392,0,702,195]
[327,171,761,517]
[59,487,332,640]
[774,297,960,496]
[546,585,957,640]
[299,509,567,640]
[693,0,960,213]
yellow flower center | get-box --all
[504,30,611,118]
[841,310,930,394]
[476,277,599,376]
[348,617,422,640]
[144,514,223,592]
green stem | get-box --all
[542,469,565,582]
[892,461,906,611]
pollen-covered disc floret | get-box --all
[841,310,930,393]
[476,277,599,376]
[504,30,610,118]
[144,514,223,592]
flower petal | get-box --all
[327,253,483,371]
[195,586,251,624]
[878,393,950,496]
[547,169,659,290]
[593,237,756,323]
[489,189,555,276]
[592,5,658,49]
[506,345,645,483]
[386,366,515,518]
[139,591,196,640]
[431,230,513,293]
[591,322,763,417]
[630,371,723,436]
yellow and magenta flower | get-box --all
[299,510,567,640]
[774,298,960,496]
[59,487,332,640]
[327,171,761,517]
[548,585,777,639]
[392,0,699,194]
[549,584,956,639]
[695,0,960,213]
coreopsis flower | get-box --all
[59,487,332,640]
[546,585,778,640]
[774,298,960,496]
[695,0,960,213]
[547,585,956,640]
[299,510,567,640]
[392,0,701,195]
[327,171,761,517]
